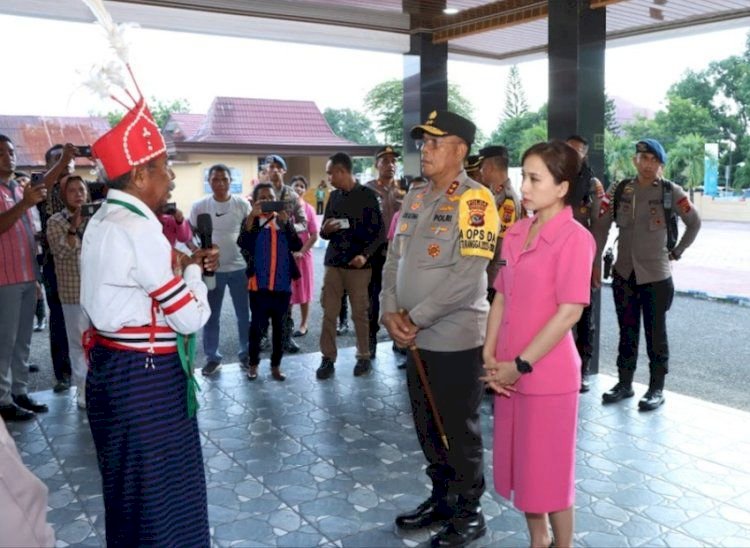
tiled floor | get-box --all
[8,344,750,547]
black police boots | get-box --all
[395,496,454,530]
[639,367,666,411]
[602,368,635,404]
[430,503,487,547]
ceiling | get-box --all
[4,0,750,62]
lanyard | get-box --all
[107,198,148,218]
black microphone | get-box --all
[195,213,216,291]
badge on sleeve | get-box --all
[677,196,692,214]
[458,187,499,260]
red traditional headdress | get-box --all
[81,0,166,180]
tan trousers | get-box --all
[320,267,372,361]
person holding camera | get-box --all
[594,139,701,411]
[0,134,50,421]
[189,164,251,376]
[158,182,193,248]
[46,175,92,409]
[317,152,384,380]
[237,183,303,381]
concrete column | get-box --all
[548,0,606,374]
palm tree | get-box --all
[667,133,705,199]
[604,131,633,186]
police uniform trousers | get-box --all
[367,243,387,340]
[406,346,485,507]
[612,271,674,372]
[573,287,597,369]
[87,345,210,548]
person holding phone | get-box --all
[316,152,384,380]
[46,175,92,409]
[237,183,303,381]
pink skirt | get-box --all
[290,252,314,305]
[493,391,578,513]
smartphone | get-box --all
[260,201,286,213]
[76,145,92,157]
[335,218,350,229]
[80,202,102,217]
[161,202,177,215]
[30,172,45,187]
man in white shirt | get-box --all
[190,164,251,375]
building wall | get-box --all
[693,192,750,223]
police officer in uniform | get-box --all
[464,154,482,184]
[566,135,605,393]
[381,111,499,547]
[478,145,521,302]
[594,139,701,411]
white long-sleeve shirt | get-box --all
[81,189,211,341]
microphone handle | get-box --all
[199,233,216,289]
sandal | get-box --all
[271,367,286,381]
[247,365,258,381]
[292,328,308,338]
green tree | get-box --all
[503,65,529,120]
[665,133,705,198]
[488,105,546,165]
[604,130,633,185]
[363,79,479,147]
[604,93,619,134]
[323,108,377,144]
[516,122,548,164]
[106,97,191,129]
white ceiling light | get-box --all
[443,7,459,15]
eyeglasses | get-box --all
[415,136,463,151]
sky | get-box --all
[2,13,749,137]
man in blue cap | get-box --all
[594,138,701,411]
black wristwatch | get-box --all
[515,356,533,374]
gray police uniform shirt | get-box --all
[380,171,499,352]
[593,178,701,285]
[487,181,521,288]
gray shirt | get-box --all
[593,178,701,284]
[380,172,498,352]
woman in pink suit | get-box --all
[290,176,319,336]
[482,140,595,548]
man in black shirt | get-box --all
[317,152,384,380]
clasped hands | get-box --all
[480,353,521,397]
[174,245,220,275]
[382,312,418,348]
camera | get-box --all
[260,201,286,213]
[603,248,614,279]
[80,202,102,218]
[161,202,177,215]
[75,145,92,157]
[30,172,45,187]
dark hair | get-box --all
[486,154,509,171]
[0,134,12,145]
[252,182,274,202]
[45,144,64,165]
[104,157,163,190]
[14,171,30,179]
[290,175,309,189]
[521,140,583,206]
[208,163,231,180]
[328,152,353,173]
[566,134,588,147]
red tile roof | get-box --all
[186,97,356,147]
[0,115,110,168]
[163,113,206,142]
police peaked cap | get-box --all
[478,145,509,162]
[410,110,476,145]
[464,155,481,171]
[635,139,667,164]
[375,145,401,160]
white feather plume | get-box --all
[80,0,137,65]
[81,66,113,100]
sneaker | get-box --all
[259,334,271,351]
[353,359,372,377]
[316,357,335,380]
[336,320,350,336]
[201,361,222,376]
[53,378,71,393]
[284,339,300,354]
[33,319,47,332]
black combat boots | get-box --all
[430,502,486,547]
[602,368,635,404]
[639,366,666,411]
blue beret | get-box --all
[636,139,667,164]
[265,154,287,170]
